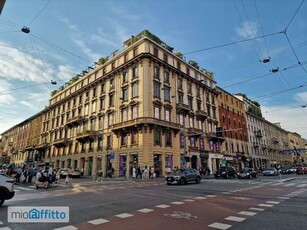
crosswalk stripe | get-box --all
[14,186,34,191]
[296,184,307,188]
[283,183,295,187]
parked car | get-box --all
[280,167,291,174]
[165,168,201,185]
[288,166,299,173]
[0,173,15,206]
[237,168,257,179]
[263,167,279,176]
[214,166,237,179]
[296,166,307,175]
[60,168,81,178]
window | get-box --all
[153,48,158,57]
[188,98,193,110]
[163,53,168,62]
[154,66,160,79]
[177,79,182,89]
[154,129,161,145]
[100,97,105,110]
[177,61,181,70]
[199,138,204,150]
[131,131,138,145]
[180,134,185,148]
[133,48,138,57]
[153,82,160,98]
[92,101,96,113]
[132,66,138,78]
[101,83,106,94]
[190,137,196,148]
[165,131,172,146]
[189,117,194,128]
[122,71,128,84]
[132,82,138,97]
[89,140,94,152]
[84,103,89,115]
[154,106,160,119]
[196,88,200,98]
[79,95,82,104]
[164,87,170,101]
[109,94,114,107]
[93,87,97,97]
[98,116,104,129]
[178,92,184,103]
[186,68,190,76]
[164,71,169,83]
[195,72,199,80]
[197,101,201,111]
[187,83,192,94]
[121,133,128,146]
[122,87,128,101]
[131,105,138,119]
[97,137,103,150]
[179,114,184,125]
[122,109,128,122]
[74,142,79,154]
[90,119,95,130]
[81,142,86,153]
[108,113,113,126]
[107,135,112,148]
[165,109,170,122]
[112,62,115,70]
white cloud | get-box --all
[295,92,307,104]
[236,21,260,39]
[263,105,307,139]
[0,41,54,83]
[0,94,16,104]
[57,65,78,82]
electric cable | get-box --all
[28,0,52,25]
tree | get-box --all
[98,56,108,65]
[51,90,58,97]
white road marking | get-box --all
[184,199,195,202]
[231,197,250,200]
[195,197,207,200]
[88,218,109,225]
[259,204,273,207]
[278,197,290,199]
[138,208,154,213]
[54,226,78,230]
[249,207,265,211]
[0,227,12,230]
[225,216,246,222]
[272,183,282,186]
[296,184,307,188]
[115,213,133,218]
[208,222,232,229]
[206,195,216,197]
[221,192,231,194]
[266,201,280,204]
[238,211,257,216]
[171,201,184,205]
[14,186,33,191]
[283,183,295,187]
[156,204,170,208]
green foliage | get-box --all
[51,90,58,97]
[206,70,215,79]
[98,56,108,65]
[175,51,183,59]
[188,60,200,70]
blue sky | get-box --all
[0,0,307,139]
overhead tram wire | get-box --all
[183,30,283,56]
[28,0,52,26]
[233,0,262,60]
[222,61,307,88]
[30,32,90,64]
[0,82,52,94]
[251,84,307,99]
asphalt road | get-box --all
[0,174,306,230]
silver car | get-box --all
[0,173,15,206]
[165,168,201,185]
[263,167,279,176]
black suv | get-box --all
[214,166,236,179]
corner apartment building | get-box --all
[287,132,306,165]
[216,87,249,171]
[36,31,222,177]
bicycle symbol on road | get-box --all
[164,211,198,219]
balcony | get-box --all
[53,138,71,148]
[112,117,181,132]
[253,142,259,148]
[254,130,263,138]
[176,103,190,113]
[66,116,85,127]
[261,144,267,149]
[195,110,208,120]
[271,137,279,143]
[76,130,97,142]
[188,146,199,151]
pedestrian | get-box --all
[56,170,61,184]
[66,167,73,186]
[80,167,84,176]
[137,166,142,179]
[96,169,103,182]
[27,166,34,183]
[132,166,136,179]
